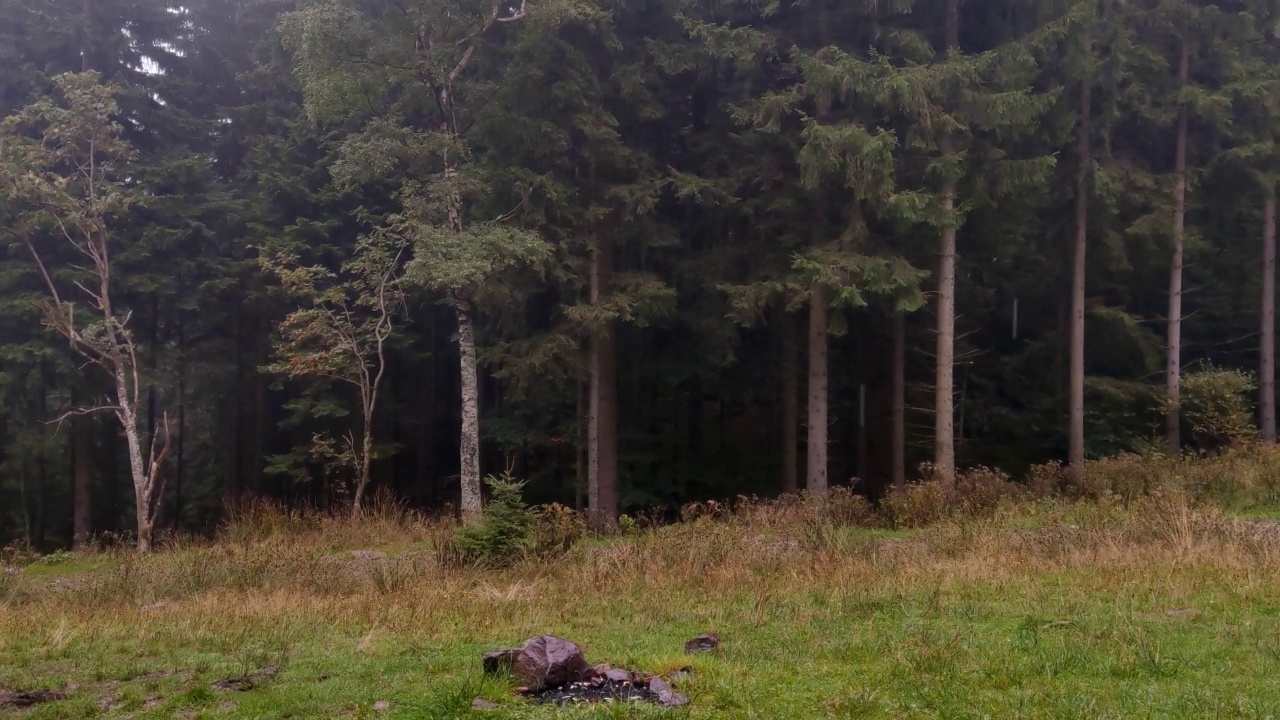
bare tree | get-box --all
[0,73,169,552]
[261,233,407,517]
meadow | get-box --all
[4,449,1280,718]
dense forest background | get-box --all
[0,0,1277,550]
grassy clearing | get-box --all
[4,453,1280,718]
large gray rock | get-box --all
[512,635,589,692]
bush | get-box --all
[817,487,878,526]
[882,481,946,528]
[1174,365,1257,454]
[528,503,585,559]
[441,500,585,565]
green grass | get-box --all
[4,496,1280,718]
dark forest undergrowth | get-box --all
[5,447,1280,718]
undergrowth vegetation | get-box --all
[3,445,1280,717]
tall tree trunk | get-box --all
[781,312,799,493]
[1263,188,1277,442]
[935,189,957,484]
[174,351,185,533]
[250,366,266,493]
[227,305,241,501]
[934,0,959,487]
[1165,36,1189,455]
[118,388,154,552]
[807,290,829,494]
[588,230,619,530]
[575,379,586,510]
[1069,33,1092,479]
[353,419,374,517]
[892,311,906,490]
[72,389,93,547]
[35,443,46,550]
[456,297,482,518]
[19,457,31,549]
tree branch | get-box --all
[495,0,528,23]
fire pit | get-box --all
[483,635,693,708]
[530,674,657,705]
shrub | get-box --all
[954,466,1024,513]
[452,473,533,566]
[528,503,585,558]
[1173,365,1257,454]
[1026,461,1068,498]
[882,481,946,528]
[818,487,878,527]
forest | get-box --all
[1,0,1278,551]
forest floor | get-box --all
[3,495,1280,719]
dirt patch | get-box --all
[0,690,66,709]
[212,663,280,692]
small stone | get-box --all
[482,648,520,674]
[648,676,689,707]
[512,635,590,692]
[472,698,499,710]
[604,668,632,683]
[668,666,693,683]
[373,699,391,711]
[684,632,720,654]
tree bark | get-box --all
[892,311,906,490]
[807,290,829,494]
[934,0,959,487]
[1165,36,1189,455]
[1263,188,1277,442]
[781,312,799,493]
[588,229,619,530]
[935,188,957,485]
[1069,32,1092,478]
[117,386,153,552]
[456,296,482,518]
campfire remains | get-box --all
[482,633,705,707]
